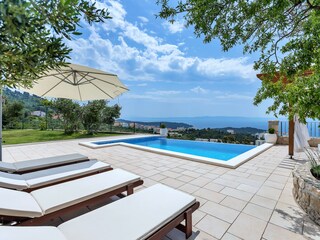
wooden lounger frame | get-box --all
[0,179,144,226]
[23,166,113,192]
[147,201,200,239]
[13,158,90,174]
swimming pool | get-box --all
[80,136,273,168]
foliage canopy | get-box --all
[157,0,320,121]
[0,0,110,87]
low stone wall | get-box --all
[277,136,320,147]
[292,163,320,225]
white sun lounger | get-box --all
[0,160,112,191]
[0,169,143,225]
[0,184,199,239]
[0,153,89,174]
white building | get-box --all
[227,129,235,134]
[31,111,46,117]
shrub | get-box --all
[268,128,275,134]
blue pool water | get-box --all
[93,137,256,161]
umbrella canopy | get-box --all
[0,64,128,161]
[294,115,310,152]
[19,64,128,101]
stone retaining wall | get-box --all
[292,163,320,225]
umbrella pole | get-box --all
[0,85,2,161]
[289,119,294,159]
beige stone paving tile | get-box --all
[228,213,268,240]
[250,195,277,210]
[178,183,201,194]
[263,223,306,240]
[269,202,304,234]
[195,196,209,207]
[177,175,195,183]
[219,174,238,181]
[139,169,161,177]
[236,184,260,194]
[194,188,226,203]
[160,177,185,188]
[194,168,210,174]
[182,170,203,178]
[203,182,224,192]
[142,178,157,187]
[213,178,240,188]
[242,203,273,222]
[157,166,170,172]
[193,210,207,225]
[189,177,213,187]
[196,215,230,239]
[256,186,282,201]
[192,227,219,240]
[200,201,240,223]
[263,180,286,190]
[202,172,220,180]
[226,170,250,178]
[149,173,168,182]
[278,191,298,207]
[162,171,182,178]
[211,167,229,175]
[169,167,186,173]
[220,196,247,211]
[247,174,268,182]
[221,233,242,240]
[233,177,263,188]
[220,187,253,201]
[267,173,289,184]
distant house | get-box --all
[121,123,129,128]
[31,111,46,117]
[227,129,235,134]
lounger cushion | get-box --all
[0,172,28,190]
[24,160,111,189]
[0,161,16,173]
[59,184,196,240]
[0,226,68,240]
[13,153,88,172]
[0,188,42,218]
[31,169,141,215]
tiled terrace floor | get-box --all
[3,135,320,240]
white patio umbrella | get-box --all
[0,64,128,160]
[19,64,128,101]
[294,115,310,152]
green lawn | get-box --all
[3,129,124,145]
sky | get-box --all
[67,0,274,120]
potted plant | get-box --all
[305,148,320,180]
[264,128,277,144]
[159,123,168,136]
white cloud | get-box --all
[137,83,148,87]
[68,0,256,84]
[191,86,208,94]
[163,20,185,33]
[196,58,256,80]
[138,16,149,23]
[216,93,253,100]
[146,90,182,96]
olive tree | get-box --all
[157,0,320,121]
[0,0,111,87]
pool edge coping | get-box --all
[79,136,274,169]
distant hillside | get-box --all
[3,88,43,111]
[118,119,193,129]
[215,127,265,134]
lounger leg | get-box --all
[185,209,192,238]
[126,184,134,195]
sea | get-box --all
[128,116,281,130]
